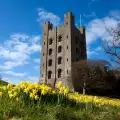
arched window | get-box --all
[48,71,52,79]
[49,49,52,55]
[49,38,53,45]
[58,57,62,64]
[48,59,52,66]
[58,69,62,78]
[58,35,62,42]
[58,46,62,53]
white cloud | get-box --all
[0,61,28,70]
[34,66,40,71]
[110,10,120,20]
[33,58,40,64]
[86,11,120,45]
[0,33,41,70]
[37,8,61,26]
[3,71,26,77]
[95,46,102,51]
[87,48,98,57]
[86,9,120,57]
[87,46,103,57]
[28,76,39,83]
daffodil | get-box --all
[24,87,30,94]
[30,93,35,98]
[0,92,3,97]
[32,89,38,94]
[7,84,13,90]
[34,95,39,100]
[16,97,19,101]
[63,88,69,95]
[52,90,56,94]
[41,89,46,95]
[57,81,62,88]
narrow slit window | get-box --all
[58,57,62,65]
[58,69,62,78]
[58,35,62,42]
[48,59,52,66]
[49,38,53,45]
[58,46,62,53]
[48,71,52,79]
[49,49,52,56]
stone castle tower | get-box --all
[40,12,87,88]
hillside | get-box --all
[0,81,120,120]
[0,79,8,86]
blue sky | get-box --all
[0,0,120,84]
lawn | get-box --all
[0,81,120,120]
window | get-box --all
[44,42,45,45]
[75,36,78,44]
[58,69,62,78]
[43,63,44,67]
[44,33,46,36]
[49,49,52,55]
[66,35,68,38]
[49,38,53,45]
[48,71,52,79]
[67,58,68,61]
[48,59,52,66]
[67,46,68,49]
[58,57,62,64]
[67,70,68,74]
[42,74,43,77]
[76,48,78,53]
[58,35,62,42]
[43,53,44,56]
[58,46,62,53]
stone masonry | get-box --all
[40,12,87,89]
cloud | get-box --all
[28,76,39,83]
[0,61,28,70]
[34,66,40,71]
[37,8,61,26]
[33,58,40,64]
[3,71,26,77]
[87,48,98,57]
[110,10,120,20]
[0,33,41,70]
[87,46,103,57]
[86,11,120,45]
[95,46,102,51]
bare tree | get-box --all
[103,23,120,65]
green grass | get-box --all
[0,94,120,120]
[0,79,8,86]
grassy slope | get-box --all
[0,82,120,120]
[0,95,120,120]
[0,79,8,86]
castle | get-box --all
[40,12,87,89]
